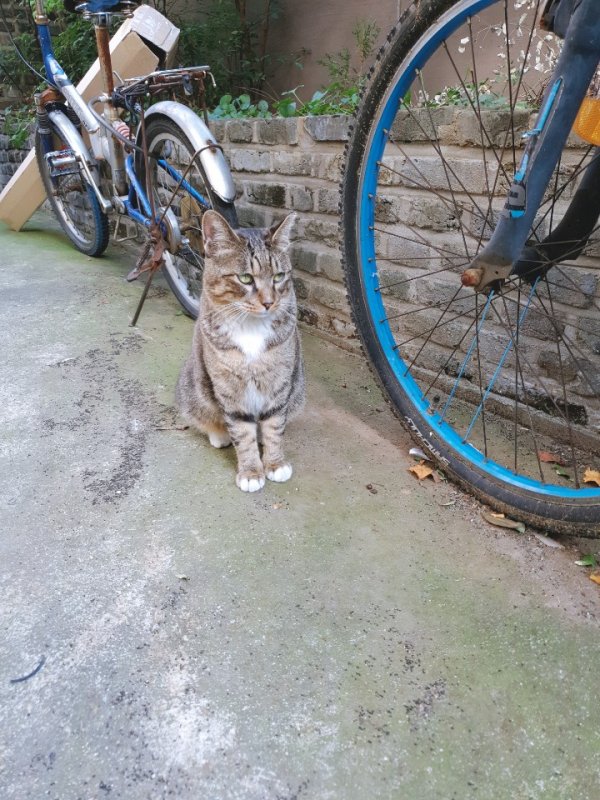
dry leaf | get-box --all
[481,510,526,533]
[539,451,565,465]
[409,463,434,481]
[589,572,600,586]
[583,468,600,487]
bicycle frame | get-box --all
[32,0,235,236]
[465,0,600,290]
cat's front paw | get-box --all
[236,470,266,493]
[265,463,293,483]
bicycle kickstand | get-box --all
[127,224,166,327]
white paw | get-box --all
[237,474,266,493]
[266,463,293,483]
[208,431,231,448]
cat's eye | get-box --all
[273,272,286,283]
[238,273,254,285]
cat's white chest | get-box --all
[230,317,272,360]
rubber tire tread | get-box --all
[35,127,109,258]
[340,0,600,536]
[138,116,238,318]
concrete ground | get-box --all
[1,215,600,800]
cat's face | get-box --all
[201,211,296,319]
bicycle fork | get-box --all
[462,0,600,291]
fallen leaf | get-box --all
[481,510,526,533]
[533,532,564,549]
[538,451,566,465]
[409,463,434,481]
[589,572,600,586]
[575,554,598,567]
[583,468,600,487]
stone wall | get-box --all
[0,122,32,192]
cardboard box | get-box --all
[0,6,179,231]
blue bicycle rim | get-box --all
[358,0,600,500]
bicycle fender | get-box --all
[141,102,236,204]
[47,110,94,167]
[47,111,112,214]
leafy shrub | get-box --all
[209,17,380,119]
[210,93,271,119]
[2,103,33,148]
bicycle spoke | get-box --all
[342,0,600,532]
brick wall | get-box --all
[0,123,32,192]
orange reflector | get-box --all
[573,96,600,145]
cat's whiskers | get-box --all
[211,302,248,327]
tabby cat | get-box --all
[176,210,305,492]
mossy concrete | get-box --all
[1,216,600,799]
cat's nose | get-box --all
[262,301,273,310]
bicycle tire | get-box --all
[35,125,109,258]
[137,116,238,318]
[341,0,600,535]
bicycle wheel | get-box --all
[35,126,109,257]
[341,0,600,535]
[138,116,238,318]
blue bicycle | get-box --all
[341,0,600,535]
[32,0,237,318]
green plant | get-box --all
[3,103,33,148]
[420,79,534,111]
[176,0,288,105]
[209,17,381,119]
[317,19,380,94]
[273,85,361,117]
[0,0,114,100]
[210,93,271,119]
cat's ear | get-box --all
[202,210,242,259]
[267,212,296,252]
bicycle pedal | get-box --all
[46,149,79,177]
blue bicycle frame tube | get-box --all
[158,160,210,210]
[470,0,600,280]
[36,18,100,135]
